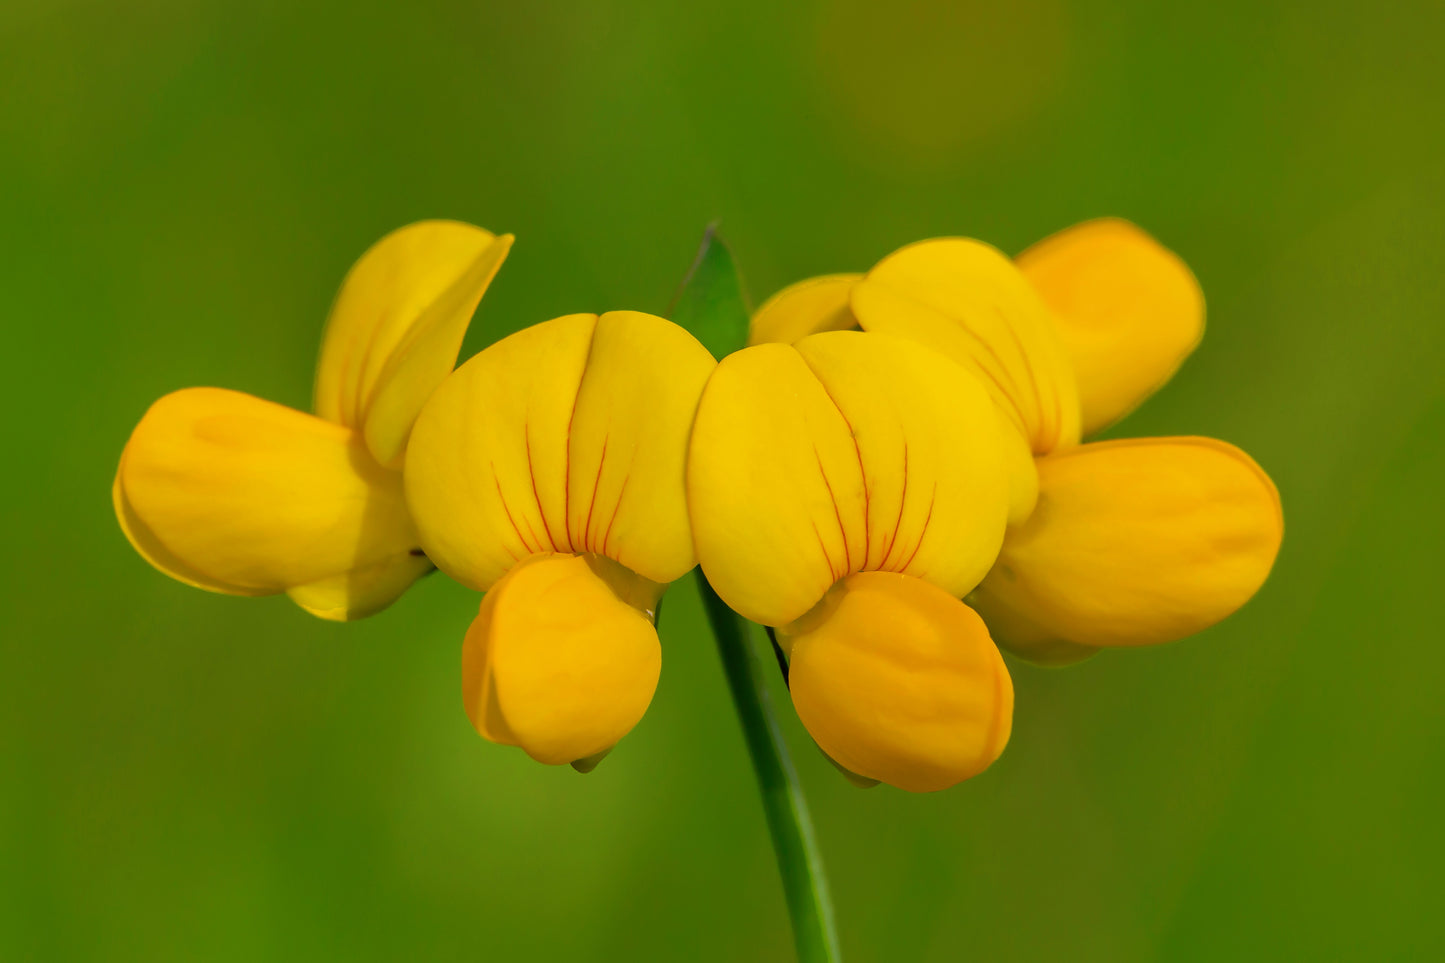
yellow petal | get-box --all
[851,238,1081,454]
[284,560,435,623]
[405,312,715,591]
[461,553,663,765]
[313,221,513,468]
[114,388,430,620]
[565,311,717,583]
[406,313,594,588]
[687,343,846,625]
[780,571,1013,793]
[687,330,1011,626]
[1001,424,1040,526]
[972,437,1283,652]
[748,274,862,346]
[963,595,1100,667]
[1017,218,1204,436]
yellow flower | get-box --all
[404,311,716,767]
[750,218,1283,666]
[687,330,1015,792]
[114,221,512,620]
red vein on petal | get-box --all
[524,420,560,552]
[813,445,852,573]
[946,298,1032,429]
[992,302,1050,451]
[811,378,870,569]
[896,481,937,574]
[810,519,837,581]
[601,465,631,559]
[868,282,1027,436]
[879,441,910,570]
[492,468,532,554]
[562,408,577,552]
[562,320,600,552]
[583,434,609,552]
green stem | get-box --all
[696,571,841,963]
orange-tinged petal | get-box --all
[748,274,862,346]
[688,331,1011,626]
[406,312,715,591]
[972,437,1283,653]
[114,387,430,620]
[781,571,1013,793]
[1017,218,1204,435]
[461,553,663,765]
[313,221,512,468]
[113,456,257,597]
[851,237,1081,454]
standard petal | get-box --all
[687,331,1011,626]
[405,314,596,590]
[115,387,431,620]
[972,437,1283,652]
[405,312,714,591]
[851,238,1081,454]
[794,332,1011,593]
[313,221,513,468]
[1017,218,1204,435]
[748,274,862,346]
[461,553,663,766]
[564,311,717,583]
[687,343,853,625]
[780,572,1013,793]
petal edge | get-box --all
[974,436,1282,649]
[1017,219,1204,435]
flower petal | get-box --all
[461,553,662,765]
[564,311,717,582]
[406,314,594,589]
[687,343,849,625]
[1017,219,1204,436]
[313,221,512,468]
[1001,426,1041,526]
[405,312,714,591]
[972,437,1283,652]
[781,571,1013,793]
[748,274,862,346]
[115,388,430,620]
[687,330,1011,626]
[851,238,1081,454]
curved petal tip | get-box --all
[781,571,1013,792]
[462,553,663,766]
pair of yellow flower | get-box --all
[114,218,1282,792]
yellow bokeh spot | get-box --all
[813,0,1069,167]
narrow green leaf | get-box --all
[670,225,751,359]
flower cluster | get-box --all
[115,218,1282,791]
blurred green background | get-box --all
[3,0,1442,960]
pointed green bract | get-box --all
[672,228,841,961]
[671,227,751,359]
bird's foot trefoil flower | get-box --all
[404,311,716,766]
[750,218,1283,666]
[114,221,512,620]
[687,329,1014,791]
